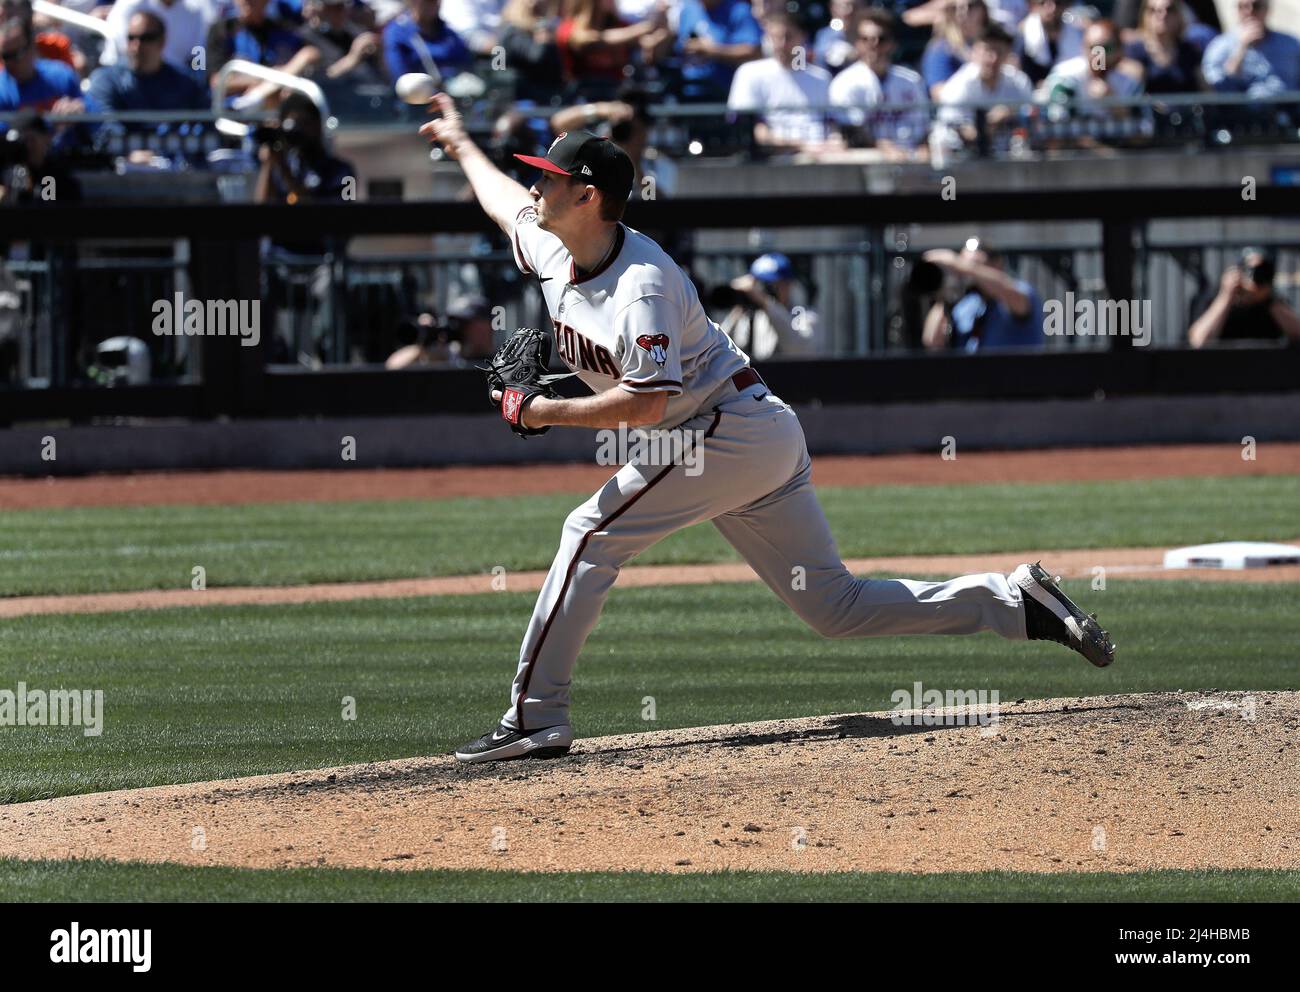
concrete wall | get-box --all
[4,392,1297,476]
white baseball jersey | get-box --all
[510,205,751,430]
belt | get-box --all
[730,367,764,392]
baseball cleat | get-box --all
[1012,562,1115,668]
[454,723,573,763]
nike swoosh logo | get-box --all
[538,276,552,283]
[491,729,510,742]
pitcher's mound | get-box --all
[3,692,1296,874]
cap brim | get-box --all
[513,154,571,176]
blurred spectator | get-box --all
[668,0,761,102]
[0,17,84,112]
[207,0,321,97]
[383,0,472,80]
[1122,0,1202,93]
[497,0,563,97]
[1040,19,1143,115]
[1015,0,1083,86]
[920,0,989,99]
[906,0,1023,33]
[301,0,384,80]
[728,11,836,153]
[829,9,929,159]
[931,23,1031,156]
[2,0,79,71]
[440,0,504,52]
[89,13,209,111]
[555,0,663,94]
[550,86,676,195]
[921,239,1044,351]
[1188,249,1300,347]
[1201,0,1300,99]
[0,108,81,203]
[1114,0,1219,51]
[813,0,860,74]
[720,252,824,358]
[101,0,216,77]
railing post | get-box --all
[1102,218,1137,352]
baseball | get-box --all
[394,73,437,105]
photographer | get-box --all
[720,252,824,358]
[385,294,494,368]
[255,93,355,362]
[254,93,355,219]
[921,239,1044,351]
[0,109,80,205]
[1188,249,1300,347]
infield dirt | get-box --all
[4,691,1295,875]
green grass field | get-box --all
[3,579,1296,805]
[3,473,1297,901]
[1,475,1296,595]
[3,860,1295,903]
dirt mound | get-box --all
[5,692,1296,874]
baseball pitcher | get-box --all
[419,96,1115,764]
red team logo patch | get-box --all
[636,334,670,367]
[501,387,525,424]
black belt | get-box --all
[731,367,764,392]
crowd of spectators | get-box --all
[0,0,1294,162]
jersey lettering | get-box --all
[553,318,617,377]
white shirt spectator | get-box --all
[1018,13,1083,75]
[727,57,833,144]
[1039,55,1143,115]
[100,0,219,74]
[367,0,409,24]
[931,61,1032,153]
[986,0,1027,31]
[829,60,929,147]
[439,0,504,51]
[618,0,676,24]
[937,60,1033,125]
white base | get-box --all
[1163,541,1300,570]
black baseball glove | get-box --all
[481,327,573,438]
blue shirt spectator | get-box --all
[88,62,209,112]
[0,59,80,111]
[921,36,967,92]
[951,282,1045,351]
[383,2,472,80]
[88,11,210,113]
[210,16,307,66]
[0,17,82,112]
[675,0,762,101]
[1201,0,1300,98]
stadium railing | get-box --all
[1,182,1298,423]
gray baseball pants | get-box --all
[503,385,1029,731]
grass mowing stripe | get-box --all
[2,859,1295,902]
[1,579,1295,804]
[1,475,1297,596]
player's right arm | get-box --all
[419,93,533,236]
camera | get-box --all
[253,120,310,154]
[1243,257,1275,288]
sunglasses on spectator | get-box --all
[128,31,164,42]
[858,31,889,43]
[1,42,27,60]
